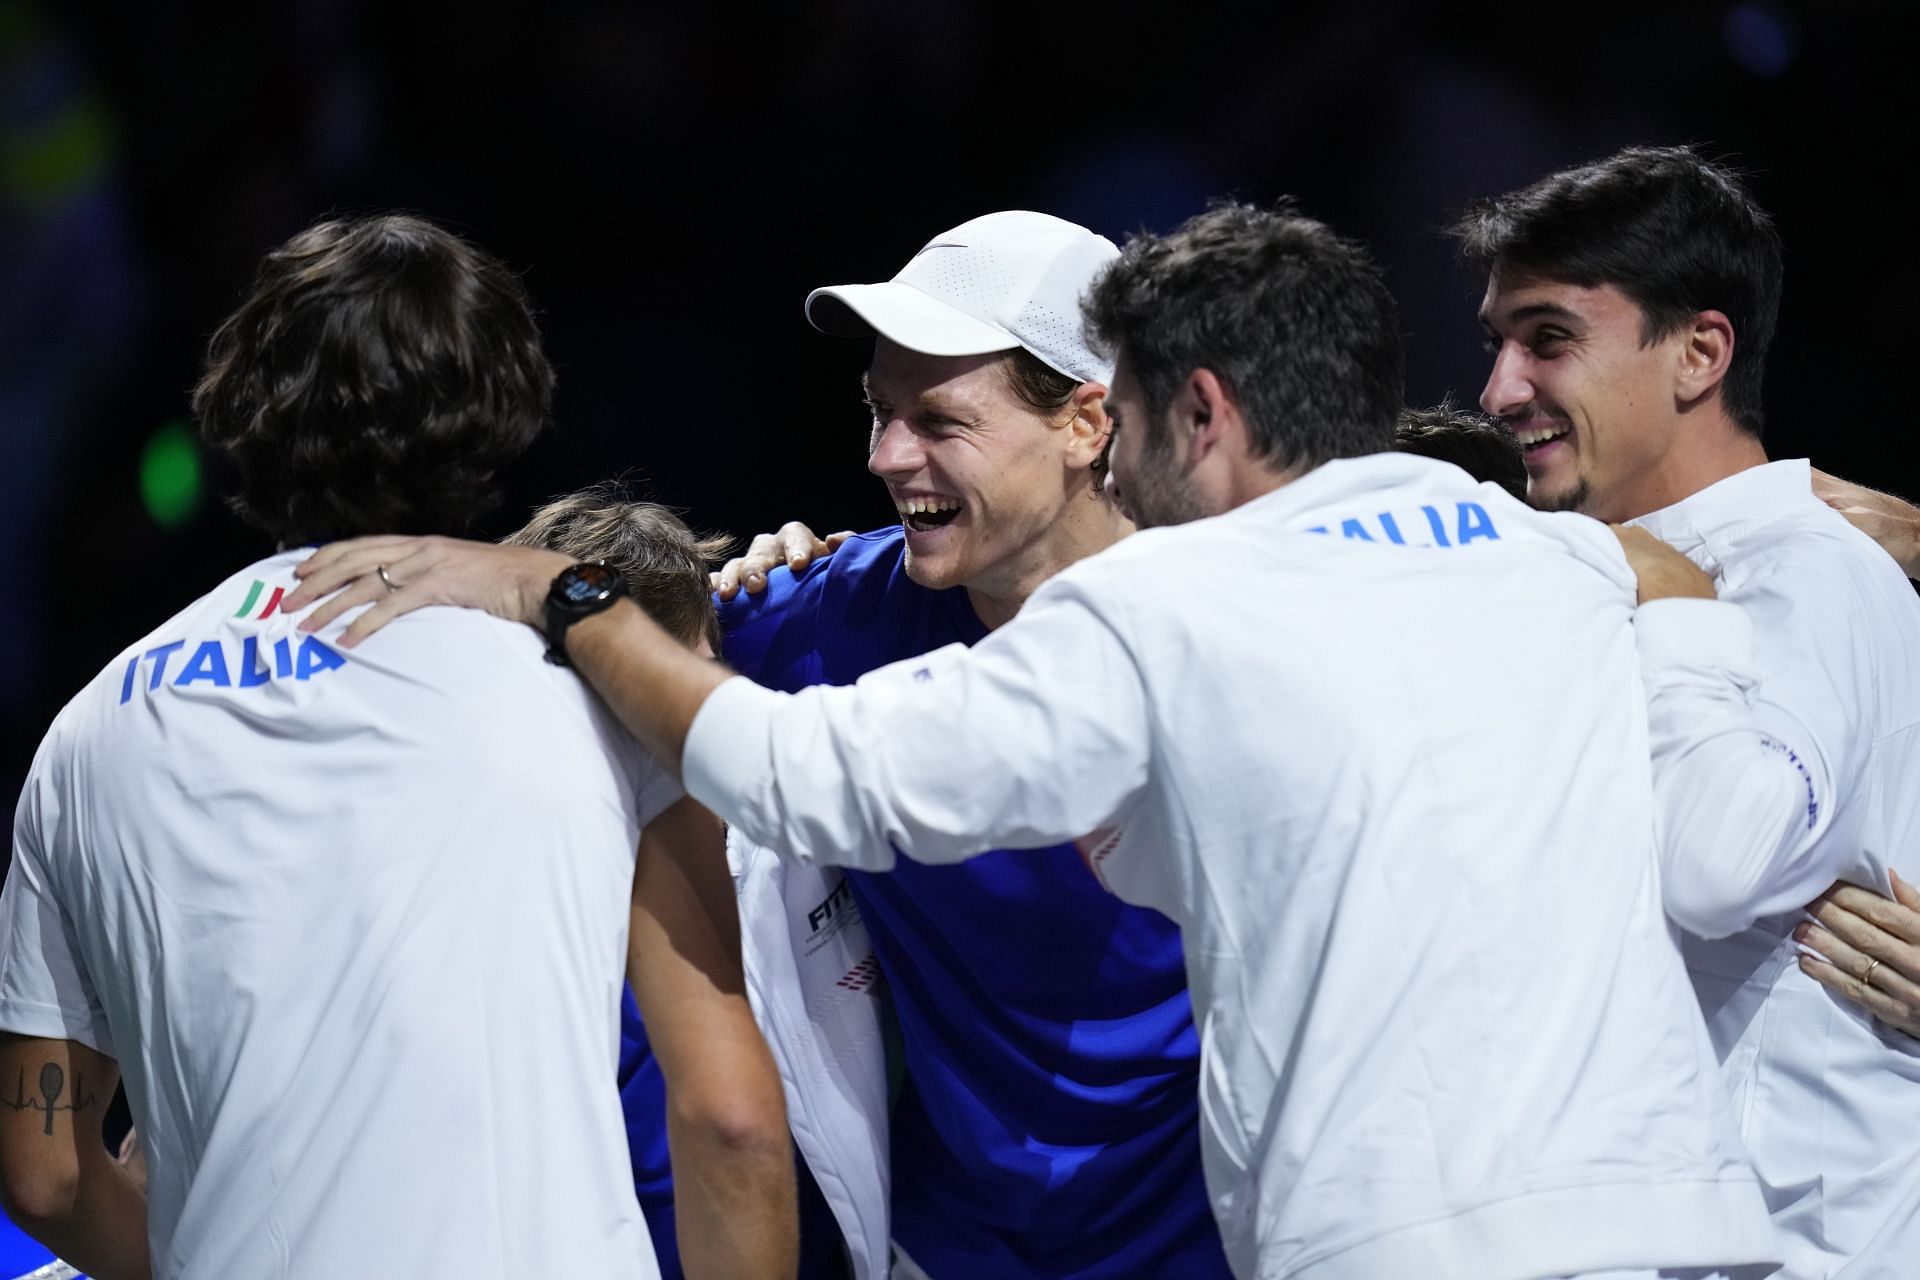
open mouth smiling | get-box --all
[1510,420,1571,455]
[896,495,963,532]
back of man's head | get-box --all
[1083,200,1403,473]
[1394,404,1527,501]
[505,484,728,654]
[194,213,554,546]
[1452,145,1782,439]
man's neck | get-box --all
[1218,458,1297,513]
[966,495,1134,632]
[1606,408,1770,522]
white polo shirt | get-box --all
[1631,459,1920,1277]
[0,550,676,1279]
[684,453,1778,1280]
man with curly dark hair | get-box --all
[0,215,794,1279]
[193,214,555,545]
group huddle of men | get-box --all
[1,143,1917,1280]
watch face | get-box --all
[560,562,618,604]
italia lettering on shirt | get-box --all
[118,634,347,704]
[1304,500,1500,547]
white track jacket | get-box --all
[684,453,1779,1280]
[1632,459,1920,1278]
[729,832,892,1280]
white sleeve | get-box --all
[683,582,1153,871]
[0,778,114,1054]
[632,754,686,831]
[1635,598,1842,938]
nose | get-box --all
[867,417,923,481]
[1480,342,1533,419]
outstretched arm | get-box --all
[629,798,796,1280]
[286,535,1155,872]
[1813,469,1920,579]
[0,1034,150,1279]
[286,537,724,771]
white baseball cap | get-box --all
[805,210,1120,385]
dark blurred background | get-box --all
[3,0,1915,809]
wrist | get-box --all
[543,560,630,665]
[520,558,564,627]
[1642,573,1717,604]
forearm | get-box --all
[629,798,798,1278]
[684,602,1153,871]
[570,600,731,774]
[23,1160,151,1280]
[1858,493,1920,579]
[0,1037,150,1280]
[668,1087,799,1280]
[1812,468,1920,578]
[1889,516,1920,579]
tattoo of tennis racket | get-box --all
[1,1064,94,1136]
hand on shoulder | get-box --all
[1611,526,1717,604]
[712,522,856,600]
[282,535,570,647]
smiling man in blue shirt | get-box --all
[720,211,1231,1279]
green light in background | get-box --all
[0,95,114,204]
[140,420,203,529]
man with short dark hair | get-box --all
[1459,146,1781,521]
[287,201,1779,1280]
[0,215,795,1279]
[1463,145,1920,1275]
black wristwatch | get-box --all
[544,561,629,666]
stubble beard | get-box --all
[1527,473,1592,517]
[1126,434,1210,531]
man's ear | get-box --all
[1184,368,1237,463]
[1677,310,1736,409]
[1063,380,1112,472]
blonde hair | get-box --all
[505,483,729,652]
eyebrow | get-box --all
[860,376,974,421]
[1479,301,1584,331]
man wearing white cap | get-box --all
[712,211,1232,1279]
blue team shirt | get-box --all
[617,993,681,1280]
[718,527,1230,1279]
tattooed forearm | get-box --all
[1,1063,97,1135]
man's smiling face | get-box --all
[1477,270,1683,524]
[862,338,1085,595]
